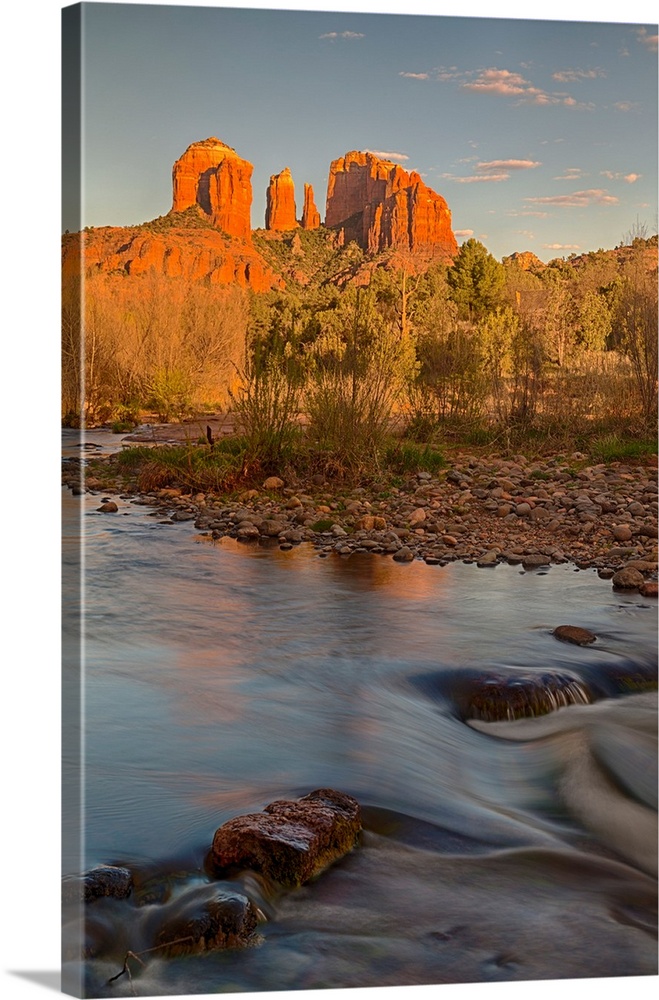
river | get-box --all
[61,430,658,997]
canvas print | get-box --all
[61,2,658,998]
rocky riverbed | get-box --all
[64,446,658,591]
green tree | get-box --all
[447,239,506,319]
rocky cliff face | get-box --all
[265,167,297,231]
[325,151,457,258]
[62,224,284,293]
[171,137,253,240]
[301,184,321,230]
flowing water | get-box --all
[62,430,658,996]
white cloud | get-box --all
[543,243,581,250]
[526,189,618,207]
[554,167,586,180]
[319,31,365,41]
[601,170,642,184]
[552,68,605,82]
[613,101,639,112]
[364,149,409,162]
[636,28,658,52]
[477,159,541,172]
[399,71,429,80]
[454,229,474,238]
[442,172,510,183]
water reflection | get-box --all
[61,448,658,993]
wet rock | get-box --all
[171,511,195,521]
[640,581,659,598]
[155,885,259,956]
[455,671,592,723]
[612,567,645,590]
[393,545,414,562]
[476,550,498,567]
[553,625,597,646]
[63,865,133,903]
[209,788,361,886]
[521,554,550,570]
[97,501,118,513]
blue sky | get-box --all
[66,1,658,261]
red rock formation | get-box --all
[265,167,297,231]
[62,225,284,293]
[325,151,457,258]
[301,183,321,230]
[171,137,253,239]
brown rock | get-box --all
[63,225,283,293]
[612,567,645,589]
[172,137,253,239]
[265,167,297,232]
[259,519,285,537]
[325,150,457,257]
[155,886,258,956]
[62,865,133,904]
[209,788,361,886]
[263,476,284,489]
[640,581,658,597]
[612,524,633,542]
[97,501,118,513]
[553,625,597,646]
[301,183,321,230]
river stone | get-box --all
[209,788,361,887]
[476,550,498,567]
[260,519,285,537]
[612,524,633,542]
[640,581,659,597]
[62,865,133,903]
[612,567,645,590]
[263,477,284,489]
[393,545,414,562]
[457,671,592,723]
[97,501,118,513]
[155,886,259,956]
[553,625,597,646]
[521,554,550,569]
[409,508,426,525]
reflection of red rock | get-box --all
[325,150,457,257]
[62,225,284,292]
[172,137,253,239]
[301,183,321,230]
[265,167,297,231]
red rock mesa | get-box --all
[171,137,253,240]
[325,150,457,257]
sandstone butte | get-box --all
[301,183,321,230]
[62,139,460,294]
[325,150,457,259]
[172,137,253,240]
[265,167,298,231]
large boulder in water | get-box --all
[62,864,133,903]
[209,788,362,886]
[448,670,593,723]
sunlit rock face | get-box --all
[325,150,457,257]
[62,226,284,293]
[172,137,253,239]
[301,183,321,230]
[265,167,298,231]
